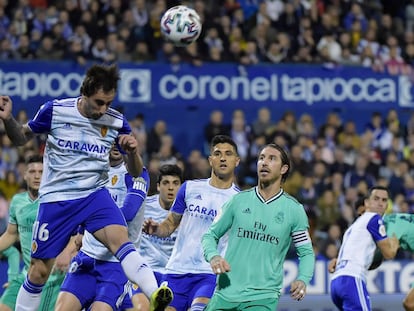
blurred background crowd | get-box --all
[0,0,414,72]
[0,0,414,261]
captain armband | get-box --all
[292,230,311,247]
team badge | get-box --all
[31,241,38,254]
[101,126,108,137]
[274,212,284,224]
[112,175,118,186]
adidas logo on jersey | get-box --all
[63,123,72,130]
[242,208,251,214]
[194,194,202,200]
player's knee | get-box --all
[132,293,150,311]
[28,258,53,283]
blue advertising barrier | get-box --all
[0,259,410,310]
[0,61,412,155]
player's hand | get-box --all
[290,280,306,301]
[52,246,73,274]
[117,134,139,154]
[142,218,159,235]
[209,255,231,274]
[0,96,13,120]
[328,257,337,273]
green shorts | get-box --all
[0,273,65,311]
[205,294,279,311]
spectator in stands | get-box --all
[331,147,352,175]
[344,156,376,190]
[180,42,203,66]
[90,37,114,63]
[312,160,330,196]
[130,40,152,62]
[156,134,181,167]
[276,1,300,38]
[183,149,210,180]
[251,107,274,138]
[317,30,342,64]
[0,38,15,61]
[365,111,386,149]
[64,39,88,65]
[0,170,21,201]
[36,35,63,60]
[337,120,361,150]
[0,7,10,41]
[14,34,35,60]
[147,119,168,157]
[229,109,252,164]
[343,2,368,34]
[204,110,228,147]
[157,41,180,64]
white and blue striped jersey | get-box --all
[27,97,130,203]
[166,178,239,274]
[81,164,149,261]
[139,194,178,273]
[332,211,387,282]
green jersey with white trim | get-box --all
[202,187,314,302]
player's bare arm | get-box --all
[377,233,400,259]
[118,134,143,177]
[328,258,337,273]
[0,96,35,145]
[143,212,182,237]
[0,223,19,252]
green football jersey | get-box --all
[9,192,61,282]
[203,187,314,302]
[383,213,414,252]
[9,192,38,271]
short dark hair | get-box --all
[354,196,366,211]
[157,164,183,184]
[367,185,390,198]
[80,64,120,96]
[26,155,43,165]
[210,135,238,155]
[262,143,290,182]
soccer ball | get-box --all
[160,5,202,46]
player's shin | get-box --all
[116,242,158,298]
[15,277,44,311]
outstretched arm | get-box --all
[0,96,34,145]
[0,223,19,252]
[142,212,182,238]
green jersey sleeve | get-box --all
[202,199,234,262]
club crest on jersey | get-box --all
[31,241,38,254]
[112,175,118,186]
[274,212,284,224]
[101,126,108,137]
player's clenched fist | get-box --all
[117,134,138,154]
[0,96,13,119]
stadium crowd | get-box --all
[0,0,412,73]
[0,0,413,268]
